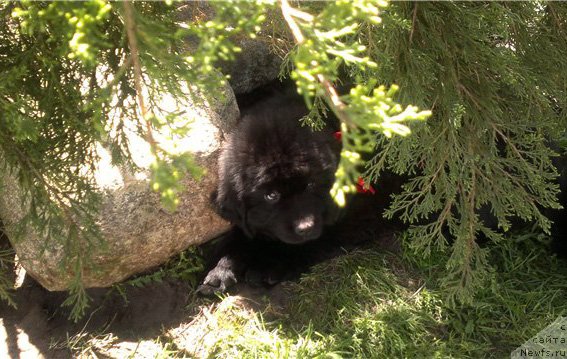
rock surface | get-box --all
[177,1,283,95]
[175,4,283,96]
[0,84,237,291]
[223,37,283,95]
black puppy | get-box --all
[197,87,341,295]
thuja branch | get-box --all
[279,0,430,206]
[123,0,158,155]
[279,0,356,129]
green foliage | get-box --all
[0,0,431,318]
[118,247,203,291]
[167,233,566,358]
[1,1,113,320]
[145,0,269,210]
[288,0,383,100]
[62,260,91,322]
[0,246,16,308]
[0,0,265,318]
[183,0,268,74]
[1,0,564,320]
[402,230,567,353]
[11,0,112,65]
[150,154,204,212]
[358,2,567,303]
[332,83,430,206]
[284,251,447,357]
[281,0,431,206]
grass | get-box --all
[282,252,449,358]
[158,230,567,359]
[51,229,566,358]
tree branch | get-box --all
[123,0,158,154]
[279,0,356,128]
[409,2,418,44]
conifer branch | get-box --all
[123,0,158,155]
[409,2,418,44]
[279,0,356,129]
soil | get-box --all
[0,193,401,358]
[0,269,310,358]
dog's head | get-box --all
[212,102,340,244]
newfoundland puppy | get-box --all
[197,86,342,295]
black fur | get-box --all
[550,152,567,257]
[197,87,341,295]
[197,83,567,296]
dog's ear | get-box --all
[210,187,240,221]
[211,187,256,238]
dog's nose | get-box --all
[294,215,316,237]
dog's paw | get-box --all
[197,264,237,296]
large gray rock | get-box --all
[223,37,283,95]
[0,84,238,291]
[175,4,283,95]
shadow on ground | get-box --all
[0,189,403,358]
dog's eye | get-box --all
[264,190,281,203]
